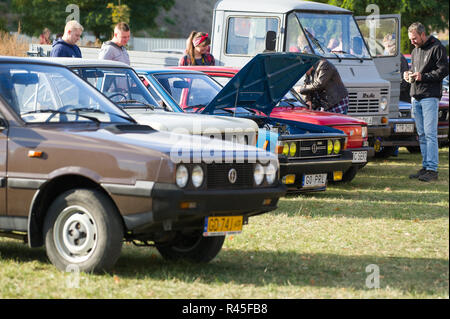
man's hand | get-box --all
[411,72,422,82]
[403,71,410,82]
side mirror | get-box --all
[265,31,277,52]
[0,117,7,131]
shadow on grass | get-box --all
[113,248,448,296]
[0,240,447,296]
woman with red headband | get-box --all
[178,31,215,66]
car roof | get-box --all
[136,68,205,75]
[32,57,131,69]
[0,56,71,67]
[214,0,351,14]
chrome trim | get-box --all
[101,180,155,197]
[8,178,46,189]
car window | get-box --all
[153,73,222,108]
[0,63,133,124]
[226,16,279,55]
[73,67,159,107]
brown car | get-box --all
[0,57,285,272]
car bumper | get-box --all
[278,153,353,192]
[123,183,287,231]
[381,119,417,147]
[347,146,374,168]
[368,125,391,138]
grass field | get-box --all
[0,148,448,299]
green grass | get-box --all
[0,148,448,298]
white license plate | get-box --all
[302,173,327,188]
[356,117,373,125]
[352,151,367,163]
[394,123,415,133]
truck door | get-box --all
[212,12,283,67]
[355,14,401,118]
[0,111,6,215]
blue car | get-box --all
[138,53,355,192]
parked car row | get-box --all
[0,51,443,272]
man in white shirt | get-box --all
[99,22,131,65]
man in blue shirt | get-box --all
[50,20,83,58]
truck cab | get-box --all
[210,0,391,149]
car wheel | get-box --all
[44,189,123,273]
[406,146,420,153]
[341,166,359,183]
[156,231,225,263]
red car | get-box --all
[174,66,374,182]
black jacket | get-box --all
[410,36,449,100]
[299,59,348,110]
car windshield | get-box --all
[72,67,161,110]
[0,63,134,124]
[286,12,371,60]
[152,73,222,110]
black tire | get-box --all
[156,231,225,263]
[407,146,421,153]
[375,146,396,158]
[341,166,359,183]
[43,189,124,273]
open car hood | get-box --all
[202,52,319,116]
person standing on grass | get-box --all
[178,31,215,66]
[99,22,131,65]
[50,20,83,58]
[405,22,449,182]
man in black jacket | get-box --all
[405,22,449,182]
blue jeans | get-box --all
[412,97,439,172]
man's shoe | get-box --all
[418,170,438,182]
[409,168,427,179]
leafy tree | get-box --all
[11,0,174,41]
[328,0,449,54]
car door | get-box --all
[355,14,401,118]
[0,111,6,215]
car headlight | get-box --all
[380,97,388,111]
[289,142,297,157]
[362,126,368,138]
[282,142,289,156]
[191,165,204,188]
[327,140,333,155]
[176,165,189,188]
[265,163,277,185]
[333,140,341,154]
[254,163,264,185]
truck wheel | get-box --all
[156,231,225,263]
[43,189,123,273]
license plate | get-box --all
[302,173,327,188]
[394,123,415,133]
[203,216,243,237]
[356,116,373,125]
[352,151,367,163]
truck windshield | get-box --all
[287,12,371,60]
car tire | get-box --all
[406,146,420,153]
[156,231,225,263]
[43,189,124,273]
[341,166,359,183]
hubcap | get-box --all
[53,205,98,263]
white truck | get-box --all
[209,0,392,149]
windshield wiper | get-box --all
[68,107,135,123]
[21,109,101,124]
[115,100,155,110]
[330,50,364,63]
[304,29,326,55]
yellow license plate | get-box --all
[203,216,243,237]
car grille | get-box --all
[206,163,254,189]
[347,88,389,114]
[298,139,328,158]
